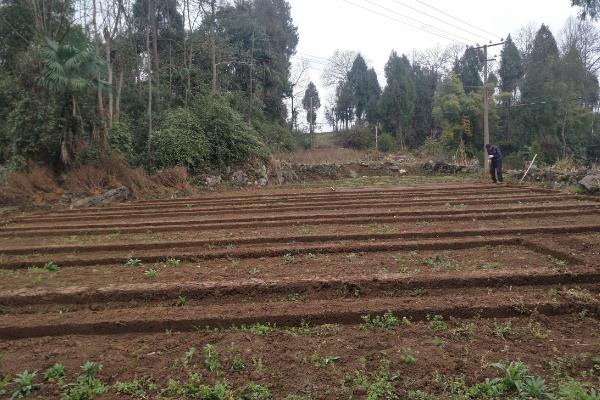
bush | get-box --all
[419,137,450,161]
[254,120,297,152]
[338,126,374,150]
[377,133,396,152]
[193,95,269,169]
[109,117,134,160]
[150,108,210,173]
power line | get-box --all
[338,0,468,45]
[414,0,501,40]
[361,0,475,44]
[390,0,491,42]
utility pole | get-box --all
[471,41,504,163]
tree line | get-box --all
[311,15,600,165]
[0,0,298,173]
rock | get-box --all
[205,175,221,187]
[347,168,358,178]
[398,169,407,175]
[579,174,600,193]
[389,165,400,172]
[275,170,285,185]
[0,165,7,180]
[258,177,268,187]
[71,186,129,208]
[231,170,246,184]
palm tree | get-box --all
[38,30,105,165]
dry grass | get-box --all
[0,153,191,206]
[274,148,375,165]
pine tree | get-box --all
[303,82,320,134]
[347,54,369,122]
[498,35,524,139]
[380,51,416,148]
[454,48,483,94]
[518,24,562,160]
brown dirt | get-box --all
[1,182,599,398]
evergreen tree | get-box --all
[454,48,483,94]
[572,0,600,20]
[347,54,369,122]
[380,51,416,147]
[365,68,382,126]
[303,82,320,134]
[411,64,438,147]
[517,24,562,160]
[498,35,524,140]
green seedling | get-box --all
[165,257,181,267]
[400,348,417,365]
[283,253,294,264]
[43,363,65,381]
[411,288,429,297]
[427,314,448,332]
[175,296,187,307]
[43,261,60,272]
[361,311,409,330]
[124,258,142,268]
[203,344,220,373]
[11,370,39,399]
[230,355,246,373]
[144,269,159,279]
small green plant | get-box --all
[203,344,220,374]
[360,311,409,330]
[230,355,246,373]
[528,320,550,339]
[427,314,448,332]
[43,363,65,381]
[400,348,417,365]
[43,261,60,272]
[311,348,340,368]
[283,253,294,264]
[286,293,304,302]
[61,362,106,400]
[144,269,159,279]
[238,383,271,400]
[547,288,559,300]
[165,257,181,267]
[231,259,240,269]
[124,258,142,268]
[424,254,444,267]
[249,267,259,275]
[306,253,316,261]
[11,370,39,399]
[411,288,428,297]
[175,296,187,307]
[453,322,475,337]
[252,358,266,375]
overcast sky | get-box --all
[287,0,581,130]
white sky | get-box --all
[287,0,581,130]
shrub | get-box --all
[150,108,210,173]
[254,120,297,152]
[193,95,269,169]
[419,137,450,161]
[338,126,374,150]
[377,133,396,152]
[108,117,134,159]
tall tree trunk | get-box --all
[104,28,113,130]
[93,0,106,141]
[116,68,124,121]
[146,0,153,153]
[210,0,217,92]
[149,0,159,78]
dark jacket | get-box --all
[487,145,502,161]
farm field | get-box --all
[1,182,600,399]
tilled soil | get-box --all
[1,182,600,398]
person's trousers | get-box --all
[490,159,503,183]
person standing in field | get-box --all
[486,144,503,184]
